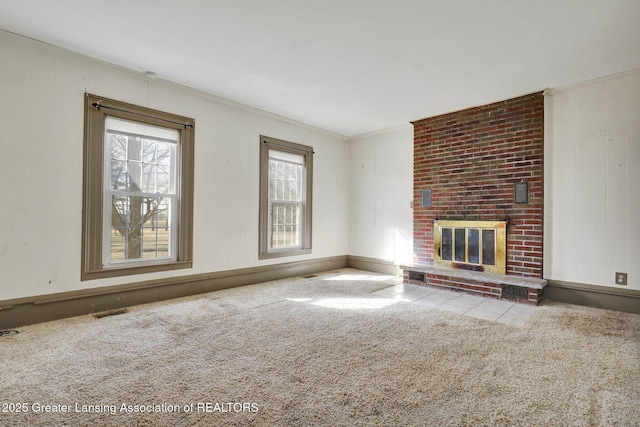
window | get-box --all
[259,136,313,259]
[82,93,194,280]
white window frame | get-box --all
[102,117,179,268]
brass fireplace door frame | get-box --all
[433,220,507,275]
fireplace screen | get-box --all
[434,220,506,274]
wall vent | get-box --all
[500,284,528,299]
[409,271,425,282]
[421,189,432,207]
[93,308,128,319]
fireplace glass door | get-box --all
[434,220,506,274]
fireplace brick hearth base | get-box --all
[401,265,546,305]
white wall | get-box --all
[348,125,414,266]
[544,69,640,290]
[6,29,636,303]
[0,31,349,301]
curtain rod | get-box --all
[92,102,194,129]
[262,139,315,154]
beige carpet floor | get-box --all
[1,268,639,426]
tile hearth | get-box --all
[372,283,537,327]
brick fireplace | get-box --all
[402,92,546,304]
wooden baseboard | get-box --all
[0,256,348,329]
[544,280,640,314]
[4,257,634,329]
[346,256,402,276]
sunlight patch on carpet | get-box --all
[312,297,399,310]
[287,296,400,310]
[323,274,395,282]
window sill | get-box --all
[258,248,311,260]
[81,260,192,281]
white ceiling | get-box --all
[1,1,639,137]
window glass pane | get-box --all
[454,228,466,262]
[157,165,171,193]
[140,197,171,259]
[142,225,156,259]
[126,196,145,259]
[111,195,129,229]
[270,202,300,248]
[110,195,152,261]
[110,134,127,160]
[269,160,276,179]
[286,225,297,246]
[141,164,156,192]
[270,204,280,248]
[269,159,302,203]
[111,159,128,191]
[441,228,452,261]
[157,142,172,165]
[277,177,284,200]
[111,228,126,261]
[156,142,174,194]
[156,199,170,232]
[283,180,290,200]
[482,229,496,266]
[107,124,176,196]
[289,205,299,246]
[128,196,144,228]
[271,224,283,247]
[143,140,157,163]
[155,227,170,258]
[468,229,480,264]
[268,160,278,199]
[126,137,142,190]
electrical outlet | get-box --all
[615,272,627,286]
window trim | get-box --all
[258,135,313,259]
[81,93,194,280]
